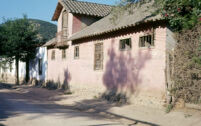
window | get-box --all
[38,58,42,75]
[9,62,12,72]
[119,38,132,51]
[94,43,103,70]
[51,50,55,60]
[139,35,154,47]
[74,46,79,59]
[62,10,68,39]
[62,11,68,29]
[62,49,66,59]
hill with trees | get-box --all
[28,19,57,42]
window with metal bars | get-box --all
[119,38,132,51]
[139,35,154,47]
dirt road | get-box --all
[0,84,127,126]
[1,83,201,126]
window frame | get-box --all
[74,46,79,59]
[62,10,68,29]
[119,38,132,51]
[139,34,154,48]
[51,50,56,60]
[62,49,66,59]
[38,58,42,75]
[94,42,104,70]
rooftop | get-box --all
[69,1,162,41]
[52,0,113,21]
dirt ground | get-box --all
[0,83,201,126]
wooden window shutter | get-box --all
[94,43,103,70]
[51,50,55,60]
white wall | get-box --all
[0,59,26,83]
[29,47,47,81]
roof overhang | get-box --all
[69,18,163,41]
[52,2,63,21]
[42,38,57,47]
[55,42,69,49]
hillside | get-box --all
[28,19,57,42]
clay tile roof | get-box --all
[61,0,112,17]
[69,1,163,41]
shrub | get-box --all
[45,80,61,90]
[101,90,128,104]
[171,24,201,103]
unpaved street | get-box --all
[0,84,127,126]
[1,84,201,126]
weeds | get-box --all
[45,80,61,90]
[165,104,173,113]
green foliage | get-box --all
[165,104,173,113]
[0,25,3,54]
[160,0,201,31]
[0,16,39,61]
[28,19,57,42]
[0,16,39,84]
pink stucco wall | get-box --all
[47,48,68,84]
[47,23,167,106]
[72,14,100,34]
[72,15,81,34]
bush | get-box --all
[45,80,61,90]
[171,24,201,104]
[101,90,128,104]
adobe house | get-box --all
[46,0,176,107]
[45,0,112,86]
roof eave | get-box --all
[52,2,63,21]
[69,18,164,41]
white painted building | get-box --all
[0,59,26,83]
[0,46,47,84]
[29,46,47,82]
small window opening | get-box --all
[119,38,132,51]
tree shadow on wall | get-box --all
[45,68,71,92]
[62,68,72,94]
[102,40,152,103]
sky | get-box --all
[0,0,119,25]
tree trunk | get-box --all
[25,58,30,83]
[15,57,19,85]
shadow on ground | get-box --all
[0,83,13,89]
[0,83,159,126]
[73,99,159,126]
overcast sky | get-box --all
[0,0,118,24]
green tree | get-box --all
[0,16,38,85]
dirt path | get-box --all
[0,84,201,126]
[0,84,128,126]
